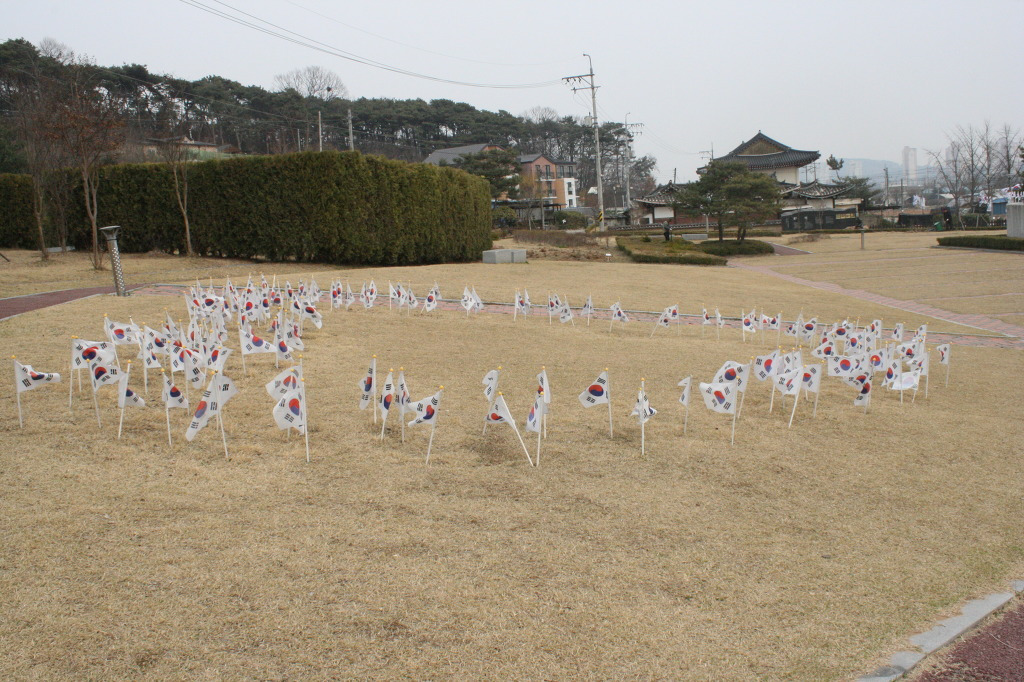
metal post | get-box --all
[99,226,128,297]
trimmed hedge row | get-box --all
[1,151,493,265]
[0,174,36,250]
[936,235,1024,251]
[616,238,727,266]
[696,239,775,256]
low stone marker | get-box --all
[482,248,527,264]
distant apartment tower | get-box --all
[902,147,918,184]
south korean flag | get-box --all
[578,371,609,407]
[273,387,306,434]
[699,381,736,414]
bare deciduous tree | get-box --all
[155,134,193,256]
[52,58,126,269]
[274,66,348,101]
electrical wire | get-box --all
[281,0,577,69]
[178,0,563,89]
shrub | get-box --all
[492,206,517,229]
[937,235,1024,251]
[20,151,491,265]
[511,229,596,248]
[549,210,588,229]
[616,237,727,266]
[695,239,775,256]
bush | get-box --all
[695,239,775,256]
[616,237,727,266]
[0,173,36,249]
[937,235,1024,251]
[549,210,588,229]
[511,229,596,248]
[492,206,517,229]
[25,151,492,265]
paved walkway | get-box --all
[0,283,154,321]
[730,260,1024,349]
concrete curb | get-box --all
[858,582,1024,681]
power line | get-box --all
[281,0,577,69]
[178,0,563,90]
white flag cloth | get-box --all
[485,394,515,424]
[205,345,231,373]
[273,324,293,363]
[423,287,439,312]
[105,319,140,346]
[630,388,656,425]
[537,368,552,408]
[525,392,544,434]
[773,368,801,396]
[405,286,419,309]
[656,308,672,328]
[699,381,738,414]
[461,286,474,312]
[471,287,484,312]
[915,324,928,339]
[344,282,356,309]
[358,358,376,410]
[71,339,116,371]
[753,351,780,381]
[185,375,224,441]
[868,347,891,374]
[482,369,499,402]
[239,327,275,355]
[799,318,818,342]
[811,339,837,360]
[265,365,302,398]
[890,368,922,392]
[389,282,400,303]
[677,377,691,406]
[408,389,442,427]
[143,326,171,357]
[827,355,861,378]
[800,364,823,393]
[161,373,189,410]
[909,352,930,377]
[702,308,712,326]
[741,310,757,333]
[854,378,873,407]
[547,293,561,315]
[295,302,323,329]
[762,312,780,330]
[396,371,411,414]
[89,356,121,392]
[881,358,902,387]
[118,368,146,408]
[781,349,803,371]
[936,343,951,365]
[514,289,528,315]
[366,280,377,303]
[582,296,594,318]
[891,323,904,342]
[610,302,629,323]
[578,371,610,407]
[379,370,396,415]
[172,346,206,386]
[273,387,306,434]
[14,360,61,393]
[558,300,574,324]
[713,361,749,392]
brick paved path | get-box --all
[730,260,1024,349]
[0,283,154,321]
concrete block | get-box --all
[857,651,924,682]
[1011,580,1024,593]
[1008,204,1024,238]
[482,249,526,264]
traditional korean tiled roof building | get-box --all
[699,132,820,184]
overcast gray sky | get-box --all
[5,0,1022,184]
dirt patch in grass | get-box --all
[1,256,1023,679]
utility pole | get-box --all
[622,113,643,225]
[564,55,604,230]
[883,167,890,206]
[318,110,323,152]
[347,107,355,152]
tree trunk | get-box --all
[717,215,724,242]
[31,181,48,260]
[83,168,103,270]
[172,165,193,256]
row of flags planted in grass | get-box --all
[12,274,955,462]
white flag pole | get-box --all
[812,385,820,418]
[787,389,800,428]
[379,369,393,440]
[215,377,229,460]
[425,388,441,466]
[91,381,102,427]
[301,378,310,463]
[513,291,518,322]
[606,368,614,438]
[730,409,737,446]
[12,357,23,428]
[68,337,77,411]
[587,294,592,327]
[640,378,646,457]
[945,360,950,387]
[400,367,406,444]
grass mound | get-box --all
[616,236,727,265]
[695,239,775,256]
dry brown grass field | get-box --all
[2,237,1023,679]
